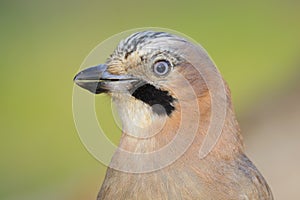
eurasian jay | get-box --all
[74,31,273,200]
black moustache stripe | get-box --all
[131,83,176,116]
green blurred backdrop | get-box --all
[1,1,299,199]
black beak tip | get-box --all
[73,71,84,83]
[73,70,106,94]
[73,74,78,82]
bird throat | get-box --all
[131,83,176,116]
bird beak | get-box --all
[74,64,140,94]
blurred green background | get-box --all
[1,0,300,199]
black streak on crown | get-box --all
[119,31,174,58]
[132,83,176,116]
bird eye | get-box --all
[152,60,172,76]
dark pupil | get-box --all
[156,62,167,74]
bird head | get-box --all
[74,31,227,146]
